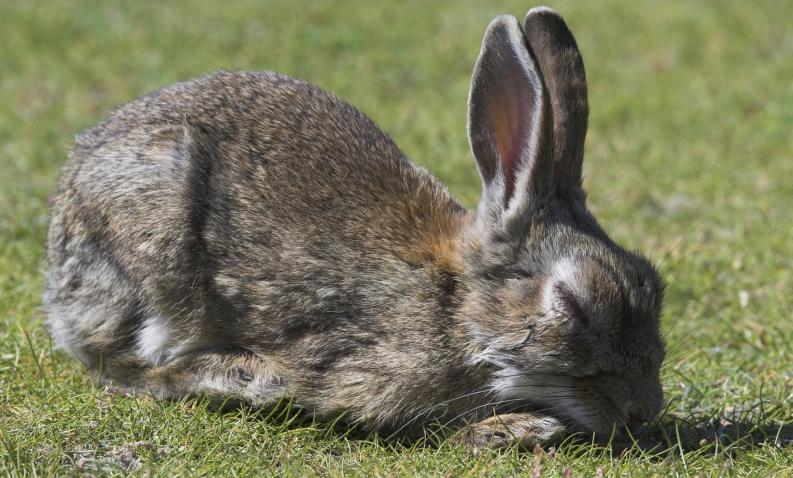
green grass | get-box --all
[1,0,791,475]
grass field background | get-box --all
[1,0,791,475]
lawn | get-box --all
[1,0,791,475]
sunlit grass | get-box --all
[1,0,791,475]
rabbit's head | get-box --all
[459,8,665,434]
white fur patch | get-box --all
[542,257,582,313]
[137,316,170,366]
[316,286,337,300]
[490,365,529,396]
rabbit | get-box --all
[44,6,665,450]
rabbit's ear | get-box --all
[468,15,554,232]
[523,7,588,197]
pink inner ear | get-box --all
[489,64,531,205]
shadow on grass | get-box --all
[614,413,793,456]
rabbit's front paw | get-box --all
[461,413,566,452]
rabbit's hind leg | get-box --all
[111,349,290,408]
[45,229,289,407]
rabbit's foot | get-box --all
[461,413,566,452]
[101,348,290,407]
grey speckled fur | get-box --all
[45,7,665,449]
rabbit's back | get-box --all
[46,71,467,383]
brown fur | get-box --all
[44,7,665,448]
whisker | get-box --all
[384,373,594,441]
[437,388,492,406]
[663,301,733,352]
[661,243,730,275]
[489,371,590,384]
[489,381,586,392]
[383,388,495,441]
[655,219,705,271]
[440,398,528,429]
